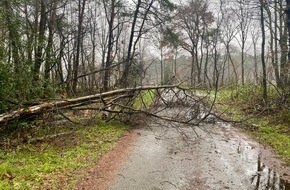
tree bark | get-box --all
[265,4,281,87]
[3,0,21,75]
[284,0,290,86]
[72,0,87,94]
[280,0,288,87]
[103,0,116,92]
[0,84,180,126]
[260,0,267,102]
[122,0,141,87]
[33,0,46,84]
[45,0,58,84]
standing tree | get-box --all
[121,0,175,87]
[72,0,87,94]
[176,0,214,87]
[220,1,239,84]
[285,0,290,87]
[234,0,252,85]
[260,0,267,102]
[280,0,288,87]
[103,0,117,91]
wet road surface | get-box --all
[108,119,290,190]
[106,89,290,190]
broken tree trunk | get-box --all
[0,84,180,126]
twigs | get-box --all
[58,111,83,125]
[0,81,227,138]
[0,84,181,126]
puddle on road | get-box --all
[151,94,290,190]
[217,122,290,190]
[251,157,290,190]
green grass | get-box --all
[0,121,128,189]
[133,90,155,110]
[215,84,290,164]
[253,124,290,160]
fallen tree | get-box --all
[0,84,181,126]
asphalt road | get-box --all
[108,118,290,190]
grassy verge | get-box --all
[0,121,128,189]
[133,90,155,110]
[214,84,290,164]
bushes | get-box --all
[0,61,57,113]
[0,62,15,112]
[219,83,282,109]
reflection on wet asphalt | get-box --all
[108,90,290,190]
[252,156,290,190]
[108,119,290,190]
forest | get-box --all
[2,0,290,188]
[0,0,290,109]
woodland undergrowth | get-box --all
[215,84,290,164]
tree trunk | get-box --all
[103,0,116,92]
[72,0,86,94]
[45,0,58,84]
[33,0,46,84]
[241,41,245,85]
[226,43,238,84]
[174,48,178,77]
[122,0,141,87]
[280,0,288,87]
[260,0,267,102]
[204,45,211,88]
[191,52,196,87]
[284,0,290,86]
[0,84,180,126]
[195,45,201,85]
[253,38,259,83]
[160,45,164,85]
[3,1,21,75]
[265,4,281,87]
[274,1,281,87]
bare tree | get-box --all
[176,0,214,87]
[234,0,252,85]
[250,21,260,83]
[264,1,281,87]
[220,1,239,84]
[121,0,175,87]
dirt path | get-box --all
[74,130,139,190]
